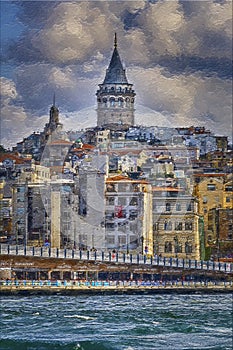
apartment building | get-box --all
[152,187,201,260]
[193,174,225,243]
[105,175,153,255]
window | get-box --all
[79,234,87,246]
[106,184,116,192]
[164,221,172,231]
[106,197,115,205]
[130,236,138,245]
[63,223,71,231]
[175,222,182,230]
[17,208,25,215]
[118,98,123,107]
[132,184,140,192]
[17,198,24,203]
[105,211,114,220]
[129,197,138,206]
[225,186,232,192]
[153,223,159,231]
[107,235,115,245]
[203,196,208,204]
[129,222,137,232]
[164,242,172,253]
[118,184,128,192]
[118,235,126,245]
[186,203,192,211]
[174,242,182,253]
[118,197,127,206]
[118,224,127,233]
[166,203,171,212]
[185,242,192,254]
[176,203,181,211]
[105,223,115,231]
[129,210,138,220]
[17,187,25,193]
[110,98,115,107]
[207,184,216,191]
[185,221,193,230]
[226,197,231,203]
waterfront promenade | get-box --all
[0,279,232,295]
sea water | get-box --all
[0,294,232,350]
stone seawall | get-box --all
[0,285,232,296]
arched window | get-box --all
[185,242,192,254]
[125,97,130,106]
[164,221,172,230]
[110,97,115,107]
[185,221,193,230]
[165,241,172,253]
[175,222,182,230]
[118,98,123,107]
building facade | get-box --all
[152,187,201,260]
[105,176,153,255]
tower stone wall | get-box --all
[96,34,136,127]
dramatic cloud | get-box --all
[1,0,232,147]
[0,77,47,148]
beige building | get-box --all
[152,187,200,260]
[193,174,225,246]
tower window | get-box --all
[118,98,123,107]
[110,98,115,107]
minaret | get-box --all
[43,95,61,142]
[96,33,136,127]
[49,93,59,127]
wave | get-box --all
[64,315,96,320]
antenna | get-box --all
[53,93,56,107]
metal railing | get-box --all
[0,279,232,289]
[0,244,232,273]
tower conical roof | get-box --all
[103,34,128,84]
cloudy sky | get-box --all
[1,0,232,148]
